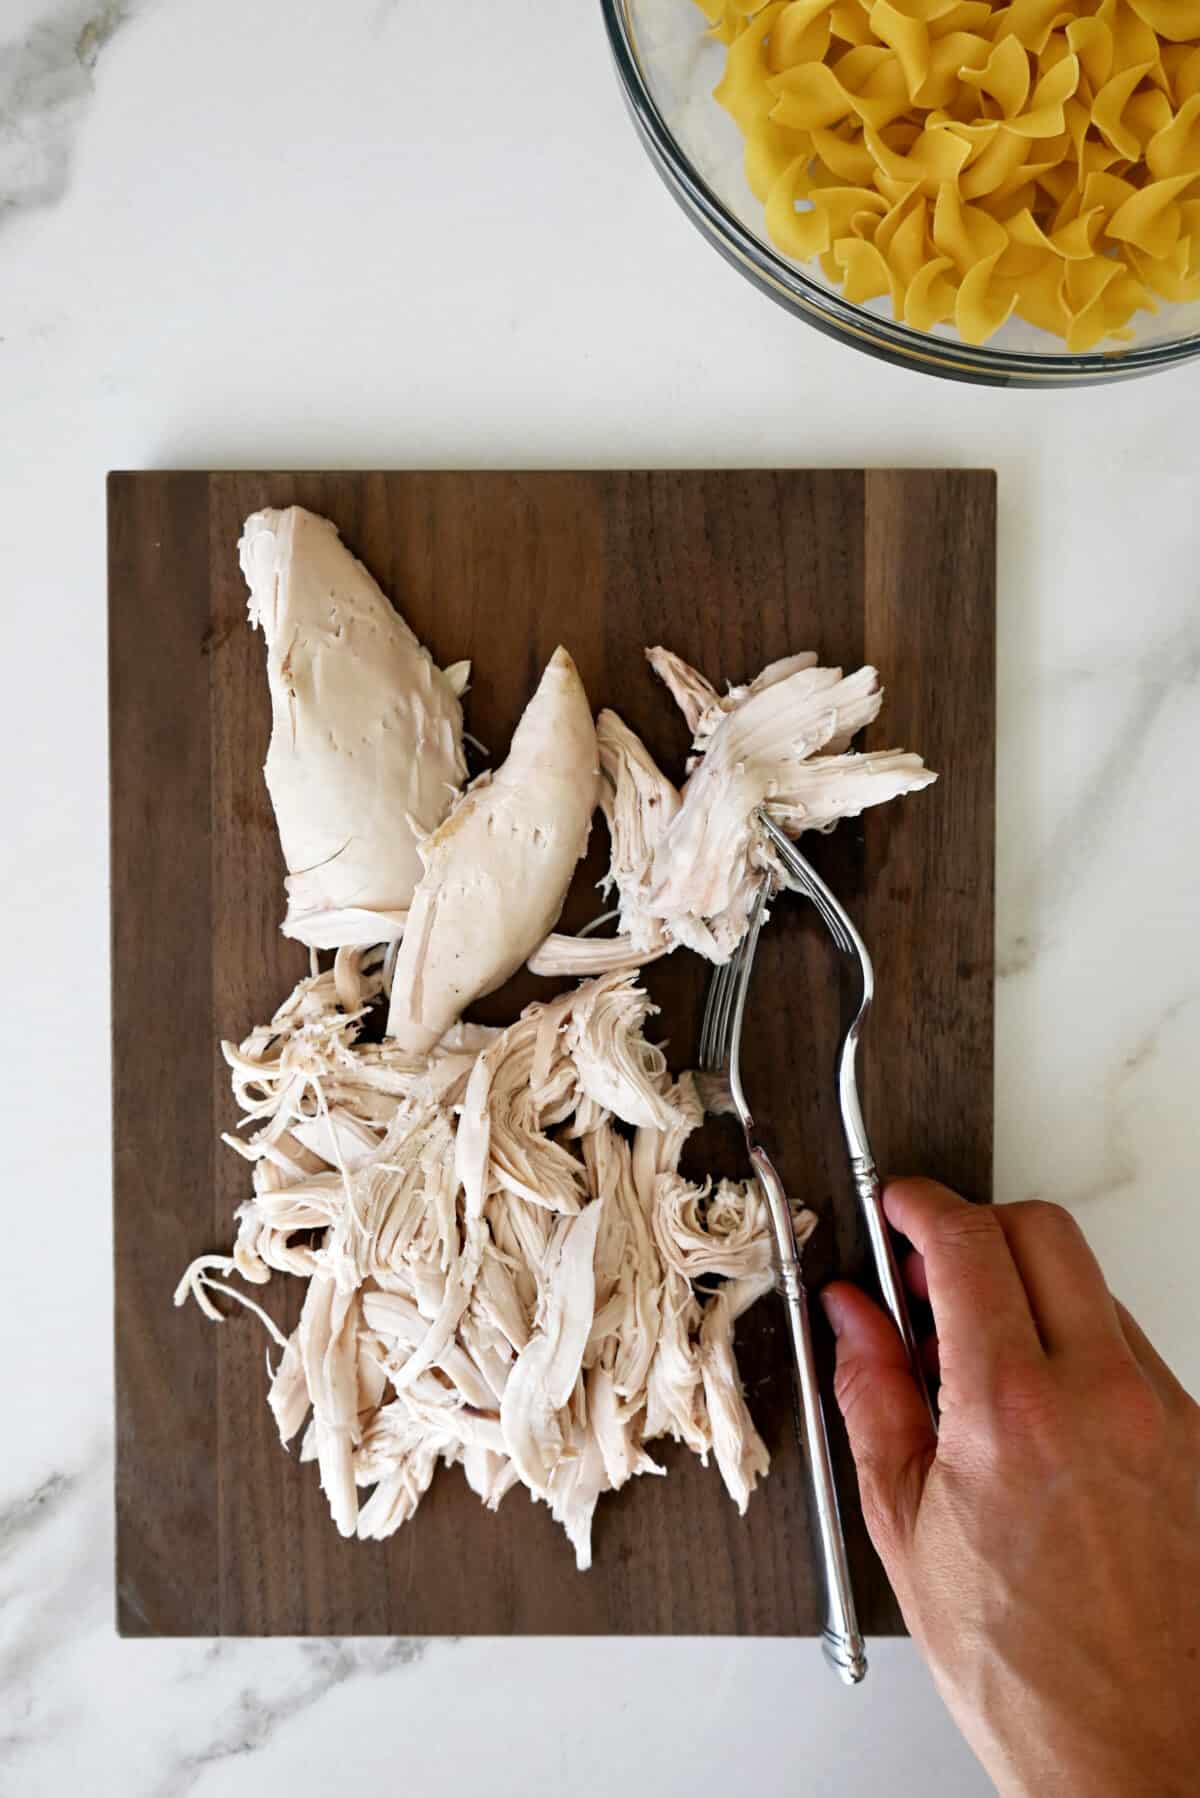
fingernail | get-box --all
[820,1288,843,1336]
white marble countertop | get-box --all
[3,1,1198,1793]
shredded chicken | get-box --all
[699,1273,775,1515]
[531,646,935,975]
[178,969,806,1565]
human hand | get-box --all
[822,1179,1200,1798]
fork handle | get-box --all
[752,1148,868,1685]
[852,1156,938,1432]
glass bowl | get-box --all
[600,0,1200,387]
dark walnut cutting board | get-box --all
[109,469,995,1637]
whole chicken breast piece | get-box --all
[240,506,466,948]
[387,647,599,1053]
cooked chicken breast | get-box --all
[386,647,598,1052]
[240,506,467,948]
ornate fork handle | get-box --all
[702,873,868,1682]
[750,1143,868,1685]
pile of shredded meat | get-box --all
[177,953,812,1565]
[176,505,933,1570]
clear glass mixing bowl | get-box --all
[600,0,1200,387]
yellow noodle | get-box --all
[834,232,903,297]
[904,251,960,321]
[700,0,1200,347]
[1147,90,1200,173]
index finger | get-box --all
[883,1178,1044,1390]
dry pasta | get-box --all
[695,0,1200,348]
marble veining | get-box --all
[0,1468,80,1555]
[0,1454,105,1687]
[156,1641,430,1798]
[1077,993,1200,1206]
[0,0,133,230]
[0,1442,437,1794]
[996,615,1200,983]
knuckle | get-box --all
[988,1360,1062,1443]
[1079,1337,1140,1385]
[931,1202,1003,1258]
[1012,1198,1083,1243]
[986,1357,1171,1475]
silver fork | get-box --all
[758,810,936,1428]
[700,882,868,1685]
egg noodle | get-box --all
[697,0,1200,348]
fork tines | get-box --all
[700,947,739,1071]
[700,881,772,1072]
[759,812,854,953]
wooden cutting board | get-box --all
[109,469,995,1637]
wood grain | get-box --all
[110,469,996,1637]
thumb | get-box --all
[822,1280,936,1555]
